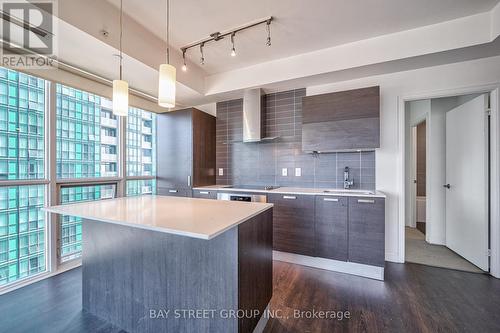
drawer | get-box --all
[192,189,217,199]
[157,187,192,197]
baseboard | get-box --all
[385,252,402,263]
[273,251,384,281]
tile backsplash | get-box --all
[216,88,376,190]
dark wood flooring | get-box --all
[0,261,499,333]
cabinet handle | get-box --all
[199,191,210,195]
[187,176,191,187]
[169,189,178,193]
[324,198,339,202]
[358,199,375,204]
[283,195,296,200]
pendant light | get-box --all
[112,0,129,117]
[158,0,176,108]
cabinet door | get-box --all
[157,187,192,197]
[315,196,348,261]
[268,193,315,256]
[192,189,217,199]
[157,110,193,189]
[348,197,385,267]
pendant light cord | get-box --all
[119,0,123,80]
[166,0,170,64]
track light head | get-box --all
[266,19,272,46]
[181,49,187,71]
[200,43,205,65]
[230,32,236,57]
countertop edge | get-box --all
[193,186,386,198]
[42,203,273,240]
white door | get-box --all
[445,94,489,271]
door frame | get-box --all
[408,119,427,231]
[398,84,500,278]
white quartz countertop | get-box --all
[193,185,386,198]
[43,195,273,240]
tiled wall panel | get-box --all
[216,88,376,190]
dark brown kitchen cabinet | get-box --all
[157,108,216,196]
[348,197,385,267]
[314,196,348,261]
[192,189,217,199]
[268,193,315,256]
[302,86,380,152]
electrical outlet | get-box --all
[218,168,224,176]
[295,167,301,177]
[282,168,288,176]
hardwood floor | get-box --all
[1,261,499,333]
[267,261,500,332]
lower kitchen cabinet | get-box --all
[192,189,217,199]
[268,193,315,256]
[314,196,348,261]
[348,197,385,267]
[157,187,192,197]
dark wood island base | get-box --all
[82,209,273,333]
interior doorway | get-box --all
[404,93,490,273]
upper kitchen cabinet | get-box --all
[302,86,380,152]
[157,108,216,196]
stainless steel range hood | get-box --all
[243,88,277,142]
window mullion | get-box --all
[46,81,58,273]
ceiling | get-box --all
[106,0,500,74]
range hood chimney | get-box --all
[243,88,277,142]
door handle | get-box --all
[443,184,451,189]
[283,195,296,200]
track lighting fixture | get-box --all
[182,50,187,71]
[180,16,273,67]
[200,42,205,65]
[230,32,236,57]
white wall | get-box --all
[307,55,500,263]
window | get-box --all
[59,184,116,262]
[0,68,45,180]
[0,69,158,289]
[56,84,118,178]
[0,185,45,286]
[0,68,47,287]
[126,179,156,196]
[126,107,156,177]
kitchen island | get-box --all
[44,195,274,333]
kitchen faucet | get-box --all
[344,166,354,189]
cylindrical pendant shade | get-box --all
[112,79,129,116]
[158,63,176,108]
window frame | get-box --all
[0,76,158,293]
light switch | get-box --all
[218,168,224,176]
[282,168,288,176]
[295,167,301,177]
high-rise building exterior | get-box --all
[56,84,118,179]
[0,69,46,285]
